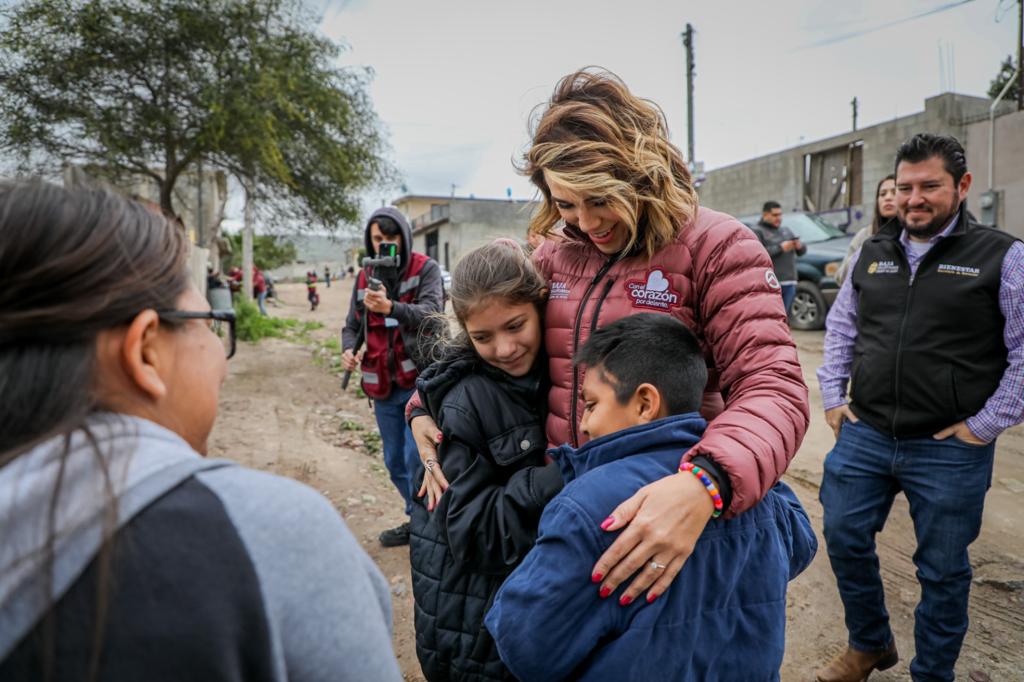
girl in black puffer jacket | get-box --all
[409,241,563,682]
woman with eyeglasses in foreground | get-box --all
[0,180,402,682]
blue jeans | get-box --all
[373,386,421,516]
[820,419,994,681]
[780,283,796,316]
[256,290,268,316]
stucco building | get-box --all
[393,195,537,271]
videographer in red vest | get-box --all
[342,208,445,547]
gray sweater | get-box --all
[0,415,402,682]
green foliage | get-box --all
[234,299,292,342]
[233,299,320,343]
[988,55,1021,102]
[0,0,393,228]
[310,334,343,375]
[361,430,382,457]
[225,232,298,270]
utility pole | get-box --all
[242,178,254,302]
[196,156,205,247]
[851,97,859,131]
[1017,0,1022,110]
[682,23,696,166]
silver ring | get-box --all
[649,561,667,571]
[425,459,436,472]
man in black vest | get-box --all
[815,134,1024,682]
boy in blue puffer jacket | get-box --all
[485,314,817,682]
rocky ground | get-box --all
[209,278,1024,681]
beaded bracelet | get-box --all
[680,462,724,518]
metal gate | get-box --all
[804,141,862,212]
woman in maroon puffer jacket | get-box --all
[412,68,809,606]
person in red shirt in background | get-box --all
[306,271,319,311]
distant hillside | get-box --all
[283,234,362,263]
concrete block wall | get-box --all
[697,93,997,232]
[965,109,1024,240]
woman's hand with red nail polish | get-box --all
[590,472,713,608]
[412,413,449,508]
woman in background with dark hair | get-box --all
[835,174,897,285]
[0,180,401,682]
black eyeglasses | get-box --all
[157,310,237,359]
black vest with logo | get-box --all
[849,212,1016,438]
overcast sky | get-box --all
[325,0,1018,199]
[227,0,1019,229]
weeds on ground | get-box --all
[312,336,345,377]
[339,420,363,432]
[361,430,382,457]
[235,300,324,343]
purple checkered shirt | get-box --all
[817,211,1024,442]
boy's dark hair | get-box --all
[371,215,403,237]
[762,200,781,213]
[575,314,707,415]
[894,133,967,185]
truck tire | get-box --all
[790,281,827,331]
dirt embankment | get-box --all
[210,281,1024,681]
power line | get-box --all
[797,0,975,49]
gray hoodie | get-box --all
[0,414,402,681]
[341,206,445,372]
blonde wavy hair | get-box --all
[520,68,698,259]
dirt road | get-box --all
[209,279,1023,681]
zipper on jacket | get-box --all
[570,258,616,447]
[890,238,949,435]
[589,277,616,333]
[891,275,914,436]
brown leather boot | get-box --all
[816,643,899,682]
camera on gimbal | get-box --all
[362,242,400,292]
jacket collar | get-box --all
[549,413,706,483]
[417,349,547,419]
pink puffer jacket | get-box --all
[533,206,809,516]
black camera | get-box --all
[362,242,400,291]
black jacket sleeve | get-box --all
[434,404,563,574]
[391,259,444,327]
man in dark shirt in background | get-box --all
[753,200,805,314]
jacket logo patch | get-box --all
[867,260,899,275]
[549,281,570,300]
[626,269,680,310]
[937,263,980,277]
[765,270,780,289]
